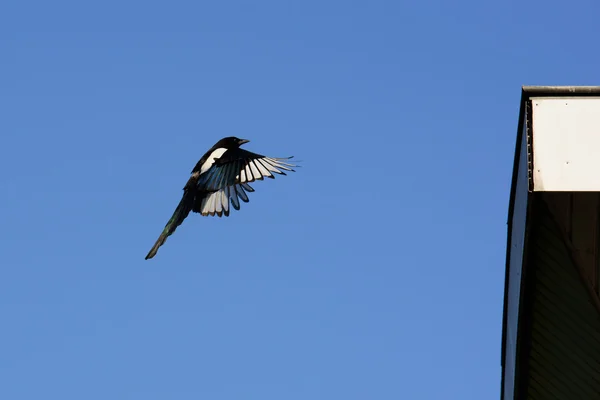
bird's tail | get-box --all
[145,192,194,260]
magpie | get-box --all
[145,136,297,260]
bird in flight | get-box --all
[145,136,297,260]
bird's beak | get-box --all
[239,139,250,145]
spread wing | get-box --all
[200,148,296,190]
[192,148,296,217]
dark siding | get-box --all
[503,106,531,400]
[525,204,600,399]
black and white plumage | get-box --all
[145,136,297,260]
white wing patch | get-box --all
[199,147,228,175]
[236,157,295,184]
[199,183,255,217]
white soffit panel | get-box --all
[532,97,600,191]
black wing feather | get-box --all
[198,148,295,192]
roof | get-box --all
[500,85,600,399]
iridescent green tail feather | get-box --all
[145,192,194,260]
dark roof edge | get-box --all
[522,85,600,96]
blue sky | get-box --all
[1,0,599,398]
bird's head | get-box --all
[218,136,250,148]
